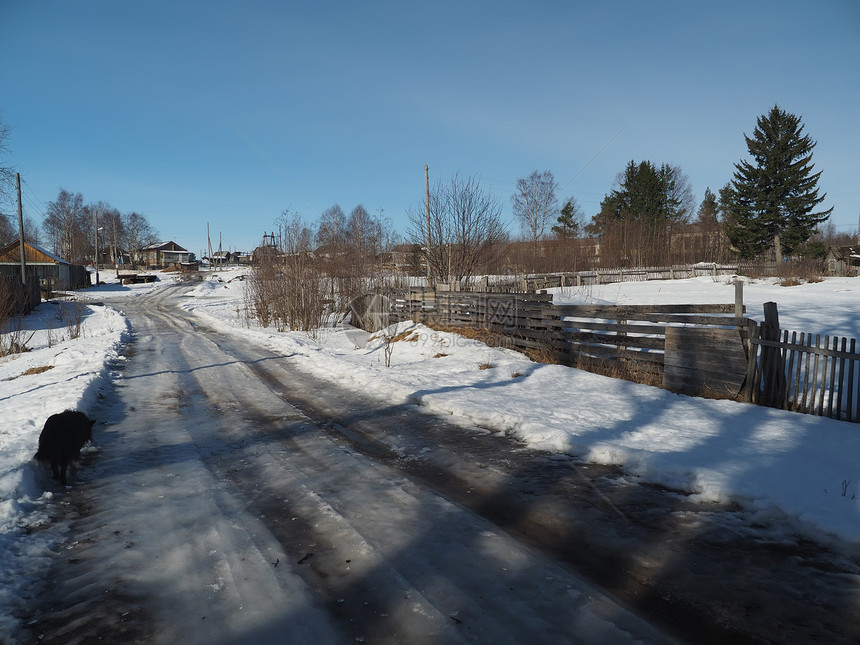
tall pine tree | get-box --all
[725,105,832,260]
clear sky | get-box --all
[2,0,858,257]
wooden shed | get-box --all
[0,239,89,292]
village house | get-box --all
[0,239,90,292]
[141,241,193,269]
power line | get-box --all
[21,177,47,213]
[233,127,321,215]
[558,125,627,195]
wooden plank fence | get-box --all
[462,262,778,293]
[372,289,860,423]
[382,286,752,397]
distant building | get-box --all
[825,246,860,277]
[141,241,193,268]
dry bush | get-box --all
[21,365,54,377]
[776,258,826,285]
[739,259,826,285]
[420,321,514,352]
[371,329,418,344]
[779,277,802,287]
[246,215,330,336]
[520,345,563,365]
[56,296,86,340]
[247,260,329,334]
[573,351,663,388]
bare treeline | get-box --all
[0,119,158,261]
[41,189,159,266]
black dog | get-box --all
[34,410,96,486]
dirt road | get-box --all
[20,283,860,643]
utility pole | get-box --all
[16,173,27,285]
[425,164,432,288]
[93,209,100,286]
[207,222,213,271]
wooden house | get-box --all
[141,241,193,269]
[0,239,89,292]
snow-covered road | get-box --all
[7,274,860,643]
[22,284,672,644]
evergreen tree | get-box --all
[551,197,583,239]
[593,160,692,230]
[696,187,719,225]
[725,105,832,260]
[586,160,692,265]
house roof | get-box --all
[827,245,859,261]
[0,239,70,265]
[142,241,190,253]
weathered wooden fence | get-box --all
[371,288,860,423]
[381,287,751,398]
[459,262,778,293]
[746,303,860,422]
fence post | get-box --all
[734,279,744,318]
[760,302,786,407]
[742,320,760,402]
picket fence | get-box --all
[746,304,860,422]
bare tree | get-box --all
[316,204,346,251]
[0,118,14,215]
[315,204,392,309]
[83,200,113,269]
[409,172,508,284]
[0,214,13,246]
[512,170,559,246]
[43,189,87,262]
[101,207,125,267]
[346,204,382,258]
[122,211,158,266]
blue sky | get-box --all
[2,0,858,257]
